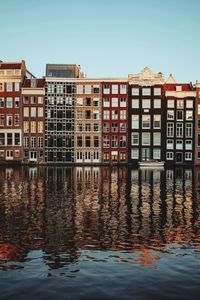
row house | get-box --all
[129,67,166,163]
[45,78,75,162]
[21,78,45,163]
[102,80,128,163]
[164,79,196,165]
[74,81,102,163]
[0,61,26,162]
[195,81,200,164]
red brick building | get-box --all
[0,61,26,162]
[102,80,128,163]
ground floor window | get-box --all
[29,151,37,161]
[131,149,139,159]
[185,152,192,161]
[153,149,161,160]
[119,152,126,161]
[166,152,173,160]
[6,150,13,159]
[103,152,109,161]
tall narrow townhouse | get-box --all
[164,76,196,165]
[102,80,128,164]
[74,81,102,163]
[128,67,166,164]
[45,64,83,163]
[21,78,45,163]
[195,81,200,165]
[0,61,26,163]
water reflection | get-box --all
[0,166,200,273]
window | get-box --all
[198,134,200,146]
[38,107,44,117]
[38,137,43,148]
[85,136,91,147]
[15,133,20,145]
[167,123,174,137]
[86,97,91,106]
[185,140,192,150]
[38,97,44,104]
[6,115,12,126]
[85,85,91,94]
[176,140,183,149]
[85,152,91,160]
[177,100,184,108]
[93,85,100,94]
[77,152,82,160]
[103,123,110,132]
[177,110,183,120]
[15,82,20,91]
[186,100,193,108]
[103,98,110,107]
[0,150,4,157]
[6,97,13,108]
[23,96,29,104]
[112,98,118,107]
[0,83,4,92]
[185,123,192,138]
[120,85,127,94]
[131,133,139,145]
[6,83,13,92]
[38,121,43,133]
[23,107,29,117]
[142,115,150,129]
[0,133,5,145]
[120,110,126,120]
[7,133,13,145]
[31,137,36,148]
[0,98,4,108]
[0,115,5,126]
[154,88,161,95]
[153,115,161,129]
[166,152,173,160]
[131,149,139,159]
[93,111,99,120]
[14,97,20,108]
[132,115,139,129]
[198,104,200,115]
[167,110,174,120]
[23,121,29,133]
[85,123,91,132]
[24,137,29,148]
[85,110,91,119]
[132,88,139,96]
[132,99,139,108]
[93,98,99,106]
[153,132,161,145]
[103,152,109,161]
[77,136,82,147]
[111,135,118,148]
[31,96,36,104]
[77,85,83,94]
[120,123,126,132]
[94,136,99,147]
[93,151,99,160]
[142,88,151,96]
[30,121,36,133]
[142,133,150,145]
[120,136,126,148]
[176,123,183,137]
[154,99,161,108]
[14,114,19,126]
[185,152,192,161]
[77,110,83,120]
[103,110,110,120]
[142,99,151,109]
[104,84,110,94]
[112,110,118,120]
[120,98,127,107]
[112,122,118,132]
[168,100,174,108]
[103,135,110,148]
[94,123,99,131]
[167,139,174,149]
[186,111,193,120]
[153,149,161,159]
[176,86,182,92]
[31,107,36,117]
[112,85,118,94]
[77,98,83,106]
[77,123,83,132]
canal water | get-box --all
[0,166,200,300]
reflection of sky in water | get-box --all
[0,166,200,299]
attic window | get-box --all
[176,86,182,92]
[31,79,37,87]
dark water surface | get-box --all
[0,166,200,300]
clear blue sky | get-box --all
[0,0,199,82]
